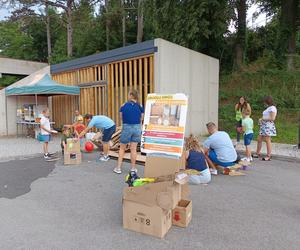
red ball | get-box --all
[85,141,94,152]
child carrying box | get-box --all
[184,135,211,184]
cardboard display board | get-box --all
[141,93,188,157]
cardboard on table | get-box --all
[123,180,181,210]
[172,199,192,228]
[123,200,172,238]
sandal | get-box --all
[252,153,261,158]
[262,156,271,161]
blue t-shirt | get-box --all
[119,101,144,125]
[203,131,237,163]
[88,115,115,130]
[187,150,207,172]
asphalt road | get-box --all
[0,153,299,250]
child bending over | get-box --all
[185,135,211,184]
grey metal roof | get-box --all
[50,40,157,74]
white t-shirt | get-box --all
[262,106,277,120]
[40,115,51,135]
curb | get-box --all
[236,150,300,163]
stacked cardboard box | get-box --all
[122,154,192,238]
[64,138,82,165]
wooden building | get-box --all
[50,39,219,135]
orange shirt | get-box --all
[74,123,86,138]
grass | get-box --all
[219,106,299,144]
[219,65,300,145]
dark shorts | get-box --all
[120,124,142,144]
[244,133,254,146]
[102,125,116,143]
[208,150,236,167]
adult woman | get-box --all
[114,90,144,174]
[253,96,277,161]
[235,96,251,145]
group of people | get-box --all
[39,89,144,174]
[178,95,277,185]
[38,92,277,182]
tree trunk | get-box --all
[45,1,52,61]
[105,0,109,50]
[66,1,73,57]
[281,0,299,71]
[235,0,247,69]
[121,0,126,46]
[136,0,143,43]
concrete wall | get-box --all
[0,57,47,76]
[154,38,219,136]
[0,92,49,136]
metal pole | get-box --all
[5,96,8,136]
[298,118,300,149]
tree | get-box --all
[136,0,143,42]
[234,0,248,68]
[257,0,300,70]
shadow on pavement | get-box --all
[0,157,56,199]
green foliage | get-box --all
[0,75,23,87]
[0,21,39,60]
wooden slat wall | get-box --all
[79,85,107,116]
[107,55,154,126]
[51,64,106,128]
[51,55,154,128]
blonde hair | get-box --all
[129,89,139,101]
[184,134,202,152]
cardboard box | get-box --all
[123,199,172,238]
[181,183,190,200]
[172,199,192,228]
[64,152,82,165]
[65,138,80,153]
[123,181,181,210]
[144,155,186,178]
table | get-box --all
[16,121,55,138]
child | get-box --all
[61,125,73,154]
[39,108,58,160]
[241,110,254,162]
[73,116,86,147]
[185,135,211,184]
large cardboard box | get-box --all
[144,155,186,178]
[123,200,172,238]
[65,138,81,153]
[64,152,82,165]
[172,199,192,228]
[123,181,181,210]
[181,183,190,200]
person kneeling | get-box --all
[185,135,211,185]
[203,122,238,171]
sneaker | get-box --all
[44,153,50,159]
[241,157,251,162]
[113,168,122,174]
[131,168,138,173]
[99,155,110,162]
[210,168,218,175]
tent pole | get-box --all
[5,96,8,136]
[35,94,38,116]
